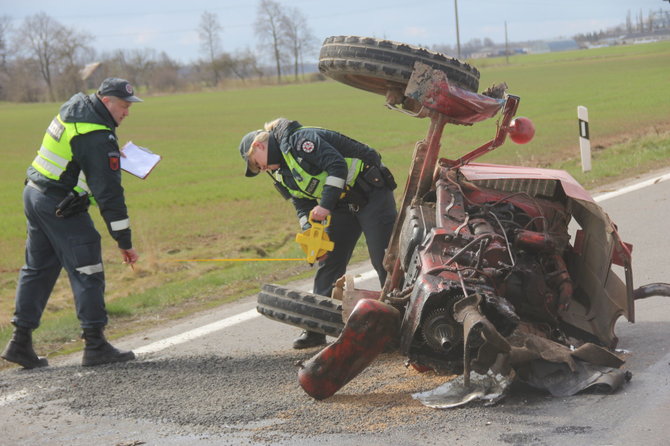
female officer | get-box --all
[239,118,397,348]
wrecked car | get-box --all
[257,36,670,408]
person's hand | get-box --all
[310,206,330,222]
[316,252,329,263]
[120,248,138,265]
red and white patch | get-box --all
[126,83,134,94]
[301,140,315,153]
[108,154,120,171]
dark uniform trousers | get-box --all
[12,184,107,329]
[313,185,397,297]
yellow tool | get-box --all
[295,214,335,264]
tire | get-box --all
[257,283,345,337]
[318,36,480,106]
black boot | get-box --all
[81,327,135,367]
[292,330,327,349]
[1,325,49,369]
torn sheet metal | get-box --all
[413,356,629,409]
[516,359,630,397]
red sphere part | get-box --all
[508,117,535,144]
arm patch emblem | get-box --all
[108,152,120,171]
[46,118,65,142]
[305,178,319,195]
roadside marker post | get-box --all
[578,106,592,172]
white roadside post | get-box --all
[578,106,592,172]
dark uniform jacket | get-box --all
[269,119,382,224]
[27,93,132,249]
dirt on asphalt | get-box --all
[1,348,527,444]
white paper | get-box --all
[120,141,161,179]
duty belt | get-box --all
[25,179,70,201]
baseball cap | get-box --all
[97,77,143,102]
[239,130,261,177]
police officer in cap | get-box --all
[239,118,398,349]
[1,78,142,368]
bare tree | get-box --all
[54,26,96,98]
[150,52,183,93]
[228,48,264,81]
[4,58,44,102]
[13,12,92,101]
[647,10,656,32]
[198,11,223,86]
[15,13,60,100]
[254,0,287,82]
[125,48,158,90]
[98,49,129,80]
[0,15,10,100]
[281,7,317,81]
[102,48,156,93]
[0,15,11,69]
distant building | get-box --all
[547,40,580,52]
[524,39,579,54]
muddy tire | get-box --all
[257,284,345,337]
[318,35,480,107]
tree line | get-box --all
[575,7,670,43]
[0,0,318,103]
[1,3,666,103]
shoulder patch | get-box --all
[46,118,65,142]
[305,178,319,195]
[300,140,315,153]
[108,152,120,171]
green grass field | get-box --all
[1,41,670,356]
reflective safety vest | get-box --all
[31,114,111,198]
[273,148,364,200]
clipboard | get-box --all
[120,141,161,179]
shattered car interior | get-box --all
[257,36,670,408]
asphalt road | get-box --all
[1,170,669,446]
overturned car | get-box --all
[257,36,670,408]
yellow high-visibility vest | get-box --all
[31,114,111,199]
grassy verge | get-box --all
[553,128,670,189]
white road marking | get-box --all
[134,309,259,354]
[593,172,670,202]
[132,171,670,354]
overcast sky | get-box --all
[4,0,668,64]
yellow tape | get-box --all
[169,258,304,262]
[169,214,334,265]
